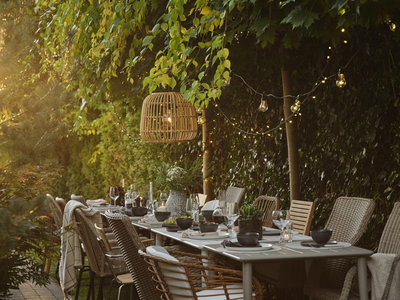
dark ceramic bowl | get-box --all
[131,206,148,216]
[199,223,218,233]
[154,211,171,222]
[237,232,259,247]
[176,218,193,230]
[310,229,333,245]
[201,210,214,222]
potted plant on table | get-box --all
[238,204,264,239]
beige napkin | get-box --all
[181,230,219,238]
[139,215,158,223]
[86,199,108,206]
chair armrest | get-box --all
[105,253,123,259]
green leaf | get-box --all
[163,14,172,22]
[142,36,153,46]
[281,6,320,29]
[161,23,168,31]
[115,3,124,12]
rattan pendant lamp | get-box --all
[140,92,198,143]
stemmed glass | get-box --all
[213,206,227,232]
[225,202,240,237]
[109,186,119,206]
[272,210,290,244]
[186,194,200,222]
[160,192,168,206]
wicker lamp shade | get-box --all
[140,92,198,143]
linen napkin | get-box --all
[86,199,108,206]
[139,215,158,224]
[181,229,219,238]
[221,240,261,248]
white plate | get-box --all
[286,241,352,250]
[186,233,230,240]
[225,243,273,252]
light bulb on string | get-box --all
[390,22,396,32]
[258,94,268,112]
[336,70,346,88]
[290,96,301,113]
[197,116,206,125]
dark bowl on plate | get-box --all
[154,211,171,222]
[131,206,148,216]
[237,232,259,247]
[310,229,333,245]
[176,218,193,230]
[201,210,214,222]
[199,223,218,233]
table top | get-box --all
[203,243,374,262]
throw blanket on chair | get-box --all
[368,253,400,300]
[59,200,101,299]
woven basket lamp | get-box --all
[140,92,198,143]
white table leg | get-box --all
[357,257,368,300]
[155,233,163,246]
[242,262,253,300]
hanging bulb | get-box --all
[390,22,396,32]
[336,73,346,88]
[222,76,231,87]
[258,100,268,112]
[197,116,206,125]
[196,106,202,114]
[290,100,301,113]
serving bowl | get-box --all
[237,232,259,247]
[310,229,333,245]
[131,206,148,216]
[199,223,218,233]
[154,211,171,222]
[176,218,194,230]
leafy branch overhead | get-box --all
[34,0,398,117]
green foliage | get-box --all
[239,204,264,221]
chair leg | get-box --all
[107,279,115,300]
[75,267,85,300]
[129,284,134,300]
[86,270,95,300]
[97,277,105,300]
[117,284,124,300]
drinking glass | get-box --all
[272,210,290,244]
[213,206,227,232]
[225,202,240,237]
[187,194,200,222]
[218,190,227,207]
[160,192,168,206]
[109,186,119,206]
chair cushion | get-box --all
[146,246,179,262]
[196,285,250,299]
[202,200,220,210]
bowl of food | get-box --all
[131,206,148,216]
[176,217,194,230]
[154,211,171,222]
[237,232,259,247]
[310,229,333,245]
[199,223,218,233]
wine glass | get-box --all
[187,194,200,222]
[225,202,240,237]
[160,192,168,206]
[109,186,119,206]
[213,206,227,232]
[272,210,290,244]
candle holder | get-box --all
[280,229,293,243]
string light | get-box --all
[336,70,346,88]
[390,23,396,32]
[290,96,301,113]
[258,94,268,112]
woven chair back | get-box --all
[55,198,66,214]
[105,211,159,300]
[74,209,125,277]
[46,194,63,230]
[253,195,280,227]
[226,186,246,207]
[321,196,375,288]
[378,202,400,254]
[289,200,315,235]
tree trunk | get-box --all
[281,67,301,201]
[202,108,214,201]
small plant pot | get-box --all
[238,220,263,240]
[176,218,193,230]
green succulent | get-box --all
[239,204,264,221]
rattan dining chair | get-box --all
[74,208,128,300]
[226,186,246,207]
[138,246,264,299]
[303,196,375,299]
[104,211,160,300]
[253,195,280,227]
[289,199,315,236]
